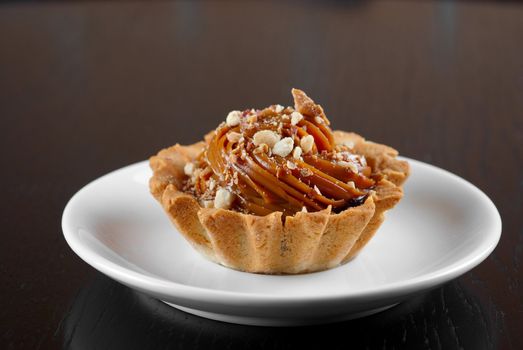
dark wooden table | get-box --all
[1,1,522,349]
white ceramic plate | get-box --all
[62,158,501,326]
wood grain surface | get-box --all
[1,1,521,349]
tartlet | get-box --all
[150,89,409,274]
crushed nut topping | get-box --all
[184,162,194,176]
[208,178,216,191]
[337,160,358,173]
[180,88,376,217]
[348,163,359,173]
[272,137,294,157]
[300,135,314,153]
[300,168,313,177]
[253,143,270,154]
[226,110,242,127]
[214,187,235,209]
[227,131,242,143]
[253,130,281,148]
[292,146,302,159]
[290,111,303,125]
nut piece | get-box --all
[226,131,242,143]
[292,146,302,159]
[300,135,314,153]
[272,137,294,157]
[226,111,242,127]
[338,160,358,173]
[314,116,324,124]
[290,111,303,125]
[300,168,313,177]
[184,162,194,176]
[286,160,297,170]
[208,178,216,191]
[274,104,284,113]
[253,130,281,148]
[214,187,235,209]
[253,143,270,154]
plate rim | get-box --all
[62,157,502,306]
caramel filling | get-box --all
[183,89,375,216]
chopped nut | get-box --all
[290,111,303,125]
[300,168,313,177]
[300,135,314,153]
[253,143,269,154]
[338,160,358,173]
[208,178,216,191]
[286,160,297,170]
[253,130,281,148]
[226,110,242,127]
[347,181,356,189]
[234,172,240,184]
[315,116,324,124]
[272,137,294,157]
[301,206,308,213]
[214,187,235,209]
[277,123,283,134]
[313,185,322,195]
[184,162,194,176]
[275,104,284,113]
[226,131,242,143]
[190,168,202,184]
[292,146,302,159]
[247,115,258,123]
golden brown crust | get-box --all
[149,131,408,274]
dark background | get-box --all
[1,1,522,349]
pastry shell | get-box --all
[149,131,409,274]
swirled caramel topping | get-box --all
[183,89,375,216]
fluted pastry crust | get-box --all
[149,131,409,274]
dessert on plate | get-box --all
[149,89,409,274]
